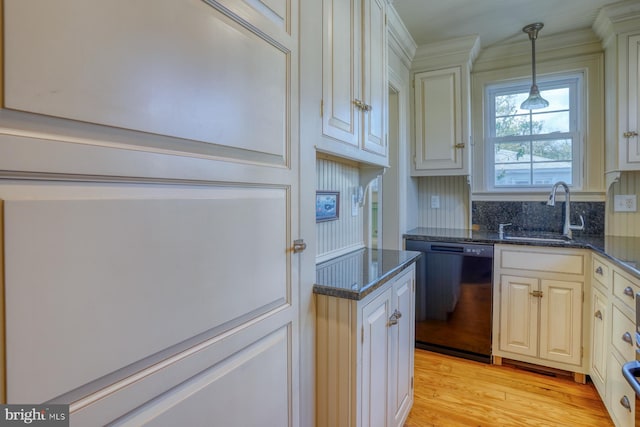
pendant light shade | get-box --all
[520,23,549,110]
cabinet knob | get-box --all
[388,309,402,326]
[623,131,638,138]
[594,310,603,320]
[620,395,632,412]
[622,331,633,345]
[623,286,635,298]
[595,266,603,275]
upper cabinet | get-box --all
[317,0,389,167]
[411,36,480,177]
[594,3,640,174]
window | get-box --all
[485,74,582,190]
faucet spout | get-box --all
[547,181,572,238]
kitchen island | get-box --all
[314,248,421,427]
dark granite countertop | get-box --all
[404,227,640,279]
[314,248,422,300]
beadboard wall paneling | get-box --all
[607,171,640,236]
[416,176,470,229]
[316,157,364,262]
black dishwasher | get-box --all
[405,240,493,363]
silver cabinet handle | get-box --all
[623,286,635,298]
[623,331,633,345]
[594,310,603,320]
[595,266,603,275]
[624,131,638,138]
[620,395,632,412]
[388,309,402,326]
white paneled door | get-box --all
[0,1,305,426]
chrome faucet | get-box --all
[546,181,584,239]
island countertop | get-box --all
[314,248,421,300]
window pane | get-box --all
[531,139,572,161]
[533,111,570,133]
[495,164,531,186]
[532,161,572,185]
[541,87,570,110]
[495,114,530,137]
[495,142,530,163]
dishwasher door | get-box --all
[405,240,493,363]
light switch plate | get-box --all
[614,194,637,212]
[431,195,440,209]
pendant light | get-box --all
[520,22,549,110]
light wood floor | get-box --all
[404,349,613,427]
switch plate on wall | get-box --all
[614,194,637,212]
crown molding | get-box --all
[387,5,417,68]
[412,35,481,71]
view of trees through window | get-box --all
[490,83,575,187]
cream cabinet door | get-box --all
[499,275,538,358]
[590,287,608,392]
[621,33,640,167]
[539,280,583,366]
[321,0,360,147]
[361,288,392,427]
[413,67,465,173]
[361,0,387,157]
[388,269,415,427]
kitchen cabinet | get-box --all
[594,4,640,173]
[316,265,415,427]
[589,252,638,427]
[410,36,479,176]
[493,245,588,376]
[317,0,388,167]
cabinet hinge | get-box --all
[581,346,584,359]
[411,376,414,390]
[412,79,415,89]
[320,99,324,117]
[361,326,364,344]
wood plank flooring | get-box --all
[404,349,613,427]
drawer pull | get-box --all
[620,395,632,412]
[529,290,543,298]
[623,286,635,298]
[594,310,603,320]
[623,331,634,345]
[595,266,603,275]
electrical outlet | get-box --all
[352,194,359,216]
[614,194,637,212]
[431,195,440,209]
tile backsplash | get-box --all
[472,201,605,236]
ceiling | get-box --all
[391,0,623,48]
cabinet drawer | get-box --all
[498,247,585,275]
[611,304,636,362]
[592,255,611,290]
[613,270,639,311]
[608,351,635,427]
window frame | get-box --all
[484,72,584,192]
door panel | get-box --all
[361,289,390,427]
[5,0,291,165]
[499,275,538,357]
[539,280,582,366]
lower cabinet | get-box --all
[493,245,588,375]
[591,253,638,427]
[316,266,415,427]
